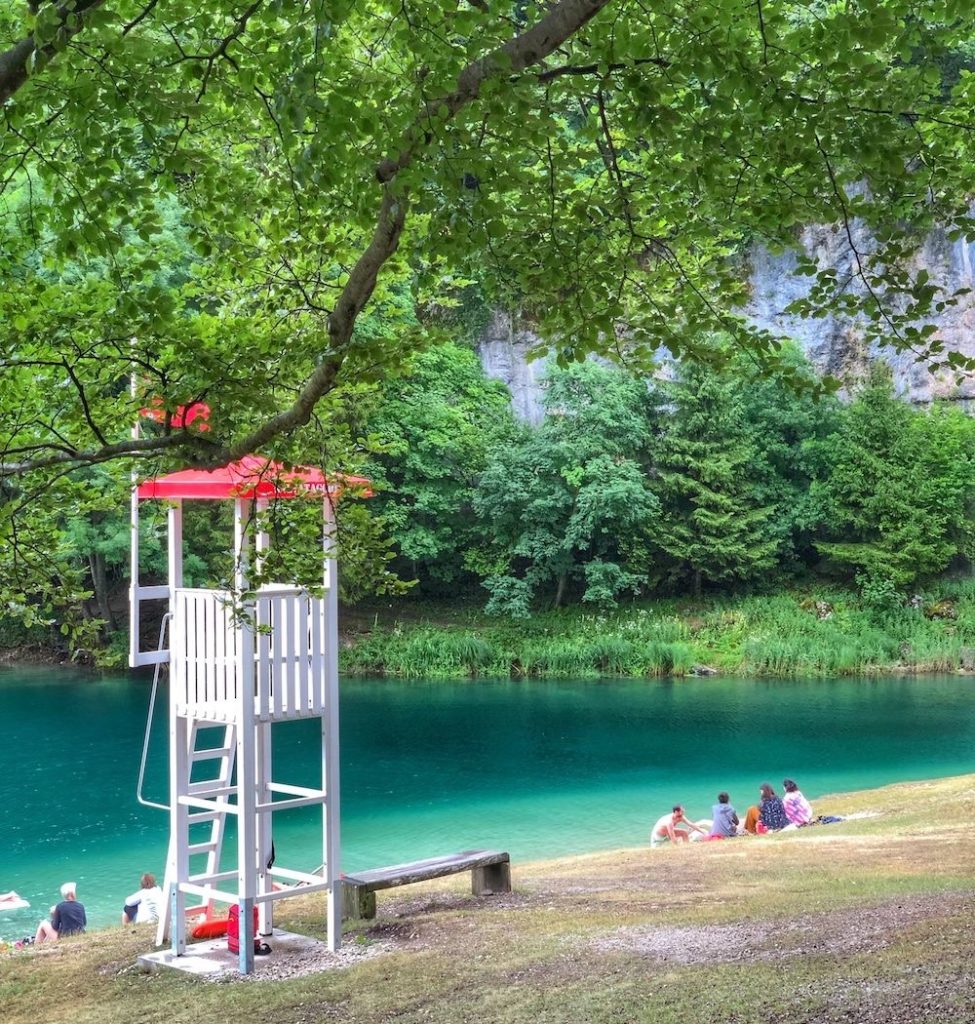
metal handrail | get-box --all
[137,612,172,811]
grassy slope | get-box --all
[2,775,973,1024]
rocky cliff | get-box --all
[478,226,975,420]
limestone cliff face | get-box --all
[476,310,548,425]
[477,225,975,420]
[746,224,975,405]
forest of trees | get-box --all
[29,335,975,654]
[367,344,975,614]
[4,2,975,651]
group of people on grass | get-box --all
[651,779,815,846]
[9,873,162,948]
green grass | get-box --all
[340,582,975,680]
[3,774,974,1024]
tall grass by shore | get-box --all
[340,580,975,679]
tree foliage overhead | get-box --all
[3,1,975,475]
[3,0,975,622]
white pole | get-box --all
[255,497,272,937]
[129,488,141,668]
[234,497,257,974]
[234,499,249,595]
[169,712,189,955]
[323,498,342,951]
[168,500,184,590]
[255,498,270,577]
[128,377,141,668]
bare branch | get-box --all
[123,0,160,36]
[537,56,669,81]
[0,431,220,476]
[61,357,109,448]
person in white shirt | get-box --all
[121,872,163,925]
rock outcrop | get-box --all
[478,224,975,420]
[746,223,975,405]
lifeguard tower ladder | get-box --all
[130,454,364,973]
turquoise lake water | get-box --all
[1,667,974,937]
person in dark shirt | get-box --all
[758,783,790,831]
[35,882,86,942]
[743,783,790,833]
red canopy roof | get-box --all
[137,455,371,501]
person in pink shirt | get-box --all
[782,778,813,826]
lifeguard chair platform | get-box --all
[130,442,366,974]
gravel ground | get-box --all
[591,890,974,963]
[204,936,393,984]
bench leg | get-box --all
[341,883,376,921]
[472,861,511,896]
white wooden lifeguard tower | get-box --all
[130,439,366,974]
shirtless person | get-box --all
[650,805,708,847]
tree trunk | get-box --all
[88,551,117,632]
[693,569,702,600]
[554,572,567,609]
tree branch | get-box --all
[376,0,613,182]
[3,0,615,477]
[537,55,669,81]
[0,0,107,106]
[0,431,220,476]
[225,184,410,461]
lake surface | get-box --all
[2,668,974,936]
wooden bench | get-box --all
[341,849,511,920]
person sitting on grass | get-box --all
[782,779,814,826]
[744,783,790,833]
[707,792,740,839]
[122,872,163,925]
[35,882,86,943]
[758,782,790,831]
[650,805,708,847]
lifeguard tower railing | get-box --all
[158,576,340,970]
[171,585,328,721]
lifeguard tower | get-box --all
[130,436,366,974]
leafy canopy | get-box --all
[475,361,659,614]
[3,0,975,617]
[3,2,975,475]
